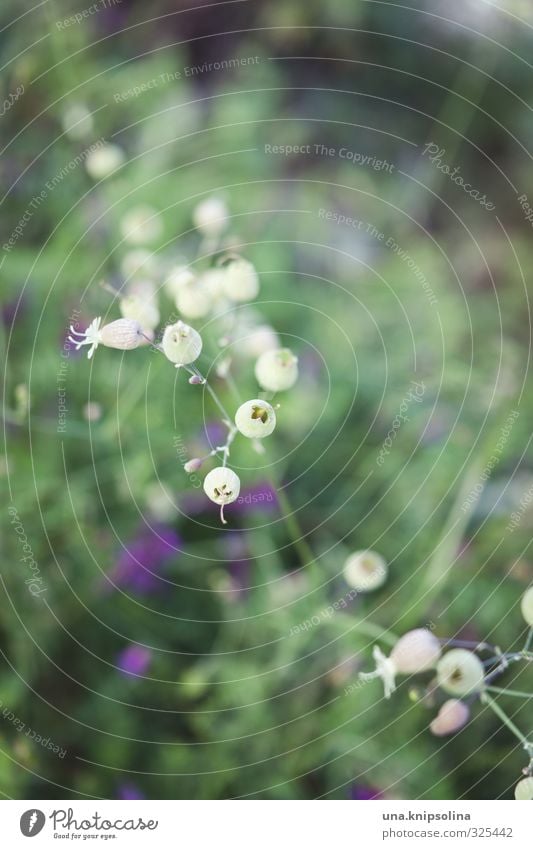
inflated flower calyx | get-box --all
[203,467,240,524]
[235,400,276,439]
[220,257,260,302]
[520,586,533,627]
[85,143,125,179]
[193,196,228,237]
[68,317,143,359]
[120,205,162,245]
[429,699,470,736]
[255,347,298,392]
[162,321,202,366]
[359,629,441,699]
[343,550,387,592]
[436,649,485,696]
[165,265,196,298]
[175,281,212,319]
[120,293,160,331]
[514,777,533,800]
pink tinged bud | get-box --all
[390,629,441,674]
[430,699,470,736]
[188,374,204,385]
[184,458,202,473]
[99,319,142,350]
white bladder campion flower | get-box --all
[61,103,93,140]
[520,586,533,626]
[514,777,533,800]
[68,318,143,359]
[85,143,125,180]
[165,265,196,299]
[235,399,276,439]
[255,348,299,392]
[221,257,260,302]
[360,629,441,699]
[162,321,202,366]
[203,467,240,524]
[193,196,228,237]
[239,324,280,358]
[175,281,212,319]
[121,249,156,279]
[343,550,387,592]
[120,205,162,245]
[436,649,485,696]
[120,293,160,331]
[429,699,470,736]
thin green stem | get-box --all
[486,686,533,700]
[481,692,531,751]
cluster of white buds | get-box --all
[85,143,125,180]
[72,197,301,524]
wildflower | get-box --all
[117,644,152,677]
[235,399,276,439]
[255,347,298,392]
[184,458,203,473]
[68,317,143,359]
[203,467,240,524]
[165,265,196,298]
[175,280,212,319]
[193,196,228,237]
[161,321,202,366]
[360,629,441,699]
[520,586,533,626]
[343,550,387,592]
[514,777,533,800]
[120,205,162,245]
[429,699,470,736]
[239,323,280,358]
[221,257,260,302]
[107,523,181,594]
[120,249,156,279]
[118,783,145,800]
[83,402,102,422]
[85,143,125,179]
[436,649,485,696]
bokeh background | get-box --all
[1,0,532,800]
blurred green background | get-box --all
[1,0,532,800]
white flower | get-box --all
[239,324,280,358]
[436,649,485,696]
[429,699,470,736]
[343,550,387,592]
[360,629,441,699]
[121,250,156,279]
[120,205,162,245]
[514,777,533,800]
[83,402,102,422]
[61,103,93,140]
[520,586,533,627]
[193,196,228,237]
[255,347,298,392]
[68,317,143,358]
[235,399,276,439]
[175,281,212,319]
[221,258,259,302]
[120,293,160,331]
[161,321,202,366]
[165,265,196,298]
[203,466,240,524]
[85,143,125,179]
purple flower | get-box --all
[106,524,181,594]
[117,644,152,677]
[349,784,382,800]
[117,782,145,800]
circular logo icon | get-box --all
[20,810,46,837]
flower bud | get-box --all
[121,249,156,279]
[203,467,240,524]
[120,205,162,245]
[193,196,228,237]
[235,399,276,439]
[436,649,485,696]
[390,629,441,674]
[184,458,203,473]
[343,550,387,592]
[239,324,280,358]
[61,103,93,140]
[99,319,143,351]
[221,258,259,302]
[429,699,470,736]
[162,321,202,365]
[188,374,204,385]
[175,281,212,319]
[255,348,298,393]
[85,143,125,179]
[120,293,160,331]
[520,586,533,627]
[165,265,196,298]
[514,777,533,800]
